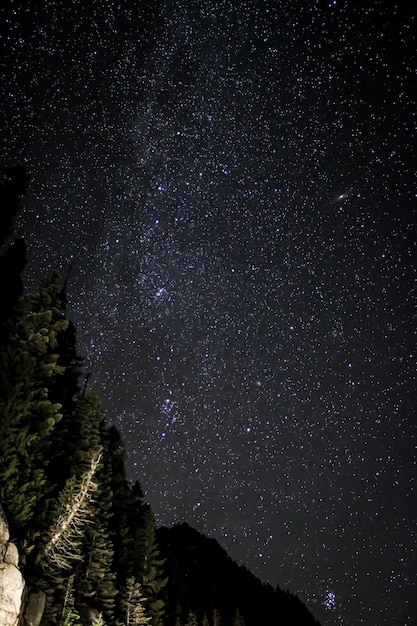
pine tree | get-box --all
[37,447,102,579]
[212,609,222,626]
[184,610,198,626]
[231,608,245,626]
[61,575,83,626]
[104,426,138,585]
[173,605,183,626]
[76,426,118,624]
[36,446,102,624]
[0,270,68,546]
[121,578,151,626]
[201,614,210,626]
[133,505,168,626]
[37,392,107,622]
[47,318,85,488]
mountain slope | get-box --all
[157,523,320,626]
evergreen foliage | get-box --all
[133,504,168,626]
[104,426,139,586]
[76,430,118,623]
[231,608,245,626]
[121,578,151,626]
[38,447,101,578]
[200,614,209,626]
[92,613,107,626]
[0,270,68,545]
[211,609,222,626]
[183,611,198,626]
[47,318,85,487]
[61,575,83,626]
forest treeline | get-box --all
[0,166,320,626]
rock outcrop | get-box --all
[24,590,46,626]
[0,505,25,626]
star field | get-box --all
[1,1,416,624]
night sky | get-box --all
[1,1,416,624]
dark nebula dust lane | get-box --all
[1,1,416,625]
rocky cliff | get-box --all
[0,505,25,626]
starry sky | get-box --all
[1,1,416,624]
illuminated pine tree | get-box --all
[121,577,151,626]
[184,611,198,626]
[212,609,222,626]
[133,505,167,626]
[0,270,68,547]
[37,447,102,579]
[37,391,106,622]
[77,428,118,623]
[61,575,83,626]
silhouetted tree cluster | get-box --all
[157,523,321,626]
[0,166,320,626]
